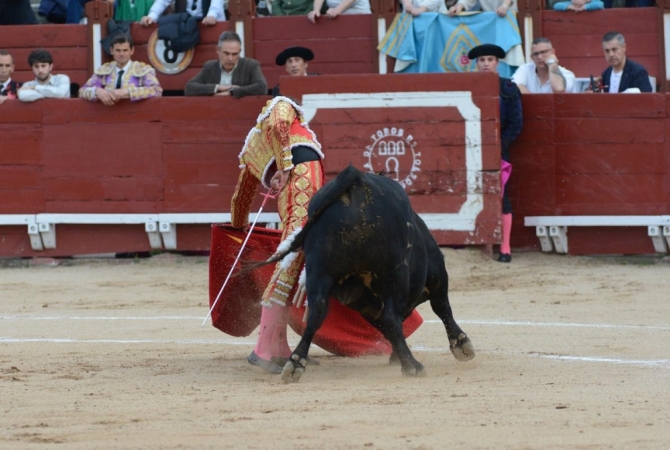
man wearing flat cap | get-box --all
[272,46,317,97]
[468,44,523,264]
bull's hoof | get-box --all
[401,363,426,377]
[280,354,307,383]
[272,356,320,366]
[450,334,475,361]
[388,351,400,365]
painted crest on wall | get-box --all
[363,127,421,190]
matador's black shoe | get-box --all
[497,253,512,263]
[247,351,282,374]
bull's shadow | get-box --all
[250,165,475,382]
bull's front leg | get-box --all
[429,288,475,362]
[281,281,332,383]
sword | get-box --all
[201,187,279,327]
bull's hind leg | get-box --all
[429,285,475,362]
[281,278,334,383]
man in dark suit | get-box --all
[601,31,652,93]
[184,31,267,98]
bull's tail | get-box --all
[242,164,363,272]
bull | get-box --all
[252,165,474,382]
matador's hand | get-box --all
[270,170,291,190]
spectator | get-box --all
[402,0,447,15]
[468,44,522,263]
[79,34,163,105]
[511,38,575,93]
[272,46,317,97]
[601,31,652,93]
[448,0,516,17]
[604,0,651,8]
[115,0,154,21]
[140,0,225,26]
[272,0,315,15]
[18,50,71,102]
[184,31,268,98]
[553,0,604,11]
[0,51,22,104]
[0,0,39,24]
[308,0,371,23]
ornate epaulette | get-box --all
[129,61,155,77]
[94,62,116,76]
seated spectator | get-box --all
[0,51,22,104]
[553,0,603,11]
[140,0,225,26]
[184,31,268,98]
[511,38,575,93]
[600,31,652,93]
[604,0,651,8]
[402,0,448,15]
[448,0,516,16]
[79,34,163,105]
[272,46,317,97]
[308,0,371,23]
[0,0,39,24]
[18,50,71,102]
[272,0,316,15]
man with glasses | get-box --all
[511,37,575,94]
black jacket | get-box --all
[601,58,653,93]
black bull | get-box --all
[250,166,475,382]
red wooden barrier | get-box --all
[512,93,670,255]
[0,73,503,257]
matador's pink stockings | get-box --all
[254,304,292,361]
[501,213,513,255]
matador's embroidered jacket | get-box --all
[79,61,163,101]
[230,96,323,229]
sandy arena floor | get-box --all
[1,249,669,449]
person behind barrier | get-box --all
[553,0,604,12]
[511,37,575,93]
[79,34,163,105]
[18,50,71,102]
[307,0,371,23]
[140,0,225,25]
[271,0,316,16]
[0,51,22,104]
[600,31,652,93]
[271,46,317,97]
[469,44,522,263]
[1,0,39,24]
[448,0,516,16]
[184,31,267,97]
[402,0,447,15]
[230,96,324,374]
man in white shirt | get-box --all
[511,37,575,94]
[18,50,71,103]
[140,0,226,26]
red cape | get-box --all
[208,224,423,357]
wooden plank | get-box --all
[0,101,42,123]
[252,15,375,40]
[41,98,161,124]
[0,189,44,213]
[31,225,154,257]
[0,24,86,48]
[164,183,232,212]
[160,96,270,121]
[566,227,656,255]
[554,93,665,118]
[281,72,501,98]
[515,119,554,144]
[41,123,163,177]
[10,48,89,72]
[556,174,666,210]
[0,167,42,190]
[548,34,660,59]
[264,62,377,89]
[42,177,164,201]
[542,9,658,36]
[0,125,42,164]
[255,39,374,65]
[556,143,665,174]
[511,143,555,173]
[44,200,161,213]
[554,118,663,143]
[519,95,555,120]
[0,228,34,257]
[161,121,253,144]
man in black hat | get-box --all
[468,44,522,263]
[272,46,316,97]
